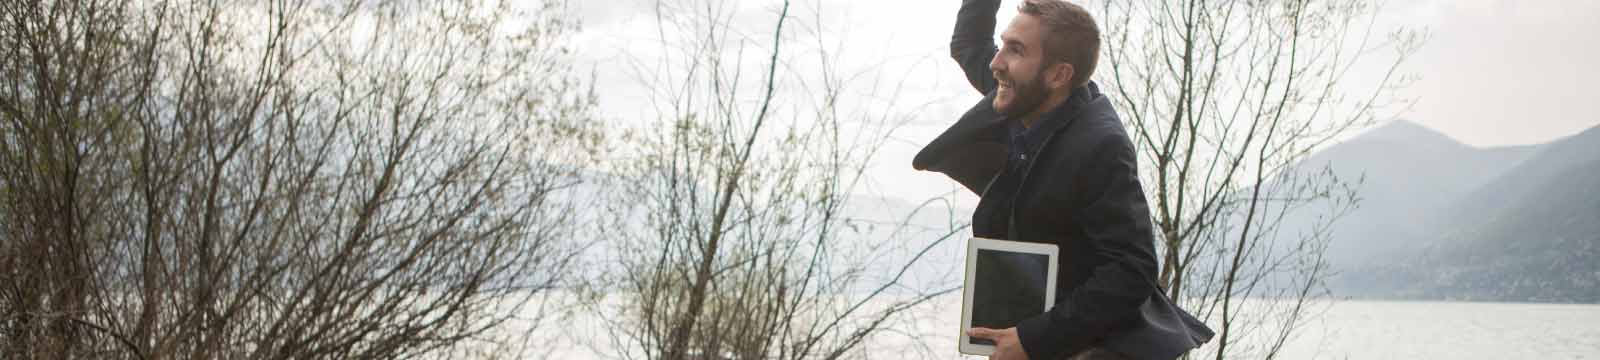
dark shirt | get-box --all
[985,116,1046,240]
[1008,119,1037,173]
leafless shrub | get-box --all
[577,1,963,359]
[1093,0,1423,358]
[0,0,599,358]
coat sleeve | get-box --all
[951,0,1001,94]
[1014,132,1161,360]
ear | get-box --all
[1049,62,1076,91]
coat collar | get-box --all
[910,81,1106,193]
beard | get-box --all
[992,68,1048,117]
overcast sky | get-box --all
[1389,0,1600,146]
[564,0,1600,203]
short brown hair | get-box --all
[1018,0,1101,88]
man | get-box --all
[913,0,1214,359]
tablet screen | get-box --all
[968,248,1051,346]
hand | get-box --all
[968,327,1027,360]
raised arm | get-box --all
[951,0,1002,94]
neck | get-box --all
[1017,88,1072,129]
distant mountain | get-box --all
[1294,121,1599,302]
[1295,121,1538,271]
[1394,125,1600,302]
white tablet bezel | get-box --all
[959,237,1059,356]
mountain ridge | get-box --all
[1306,120,1600,302]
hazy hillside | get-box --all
[1395,125,1600,301]
[1293,121,1600,302]
[1294,121,1539,271]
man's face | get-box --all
[991,14,1052,117]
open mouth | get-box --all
[993,71,1012,94]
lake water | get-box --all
[1273,300,1600,359]
[517,294,1600,359]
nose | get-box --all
[989,51,1005,75]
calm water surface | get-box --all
[1275,300,1600,359]
[525,295,1600,359]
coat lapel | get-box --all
[912,91,1009,194]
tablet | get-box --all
[959,237,1058,356]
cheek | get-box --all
[1015,61,1038,83]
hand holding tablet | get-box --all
[959,237,1059,356]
